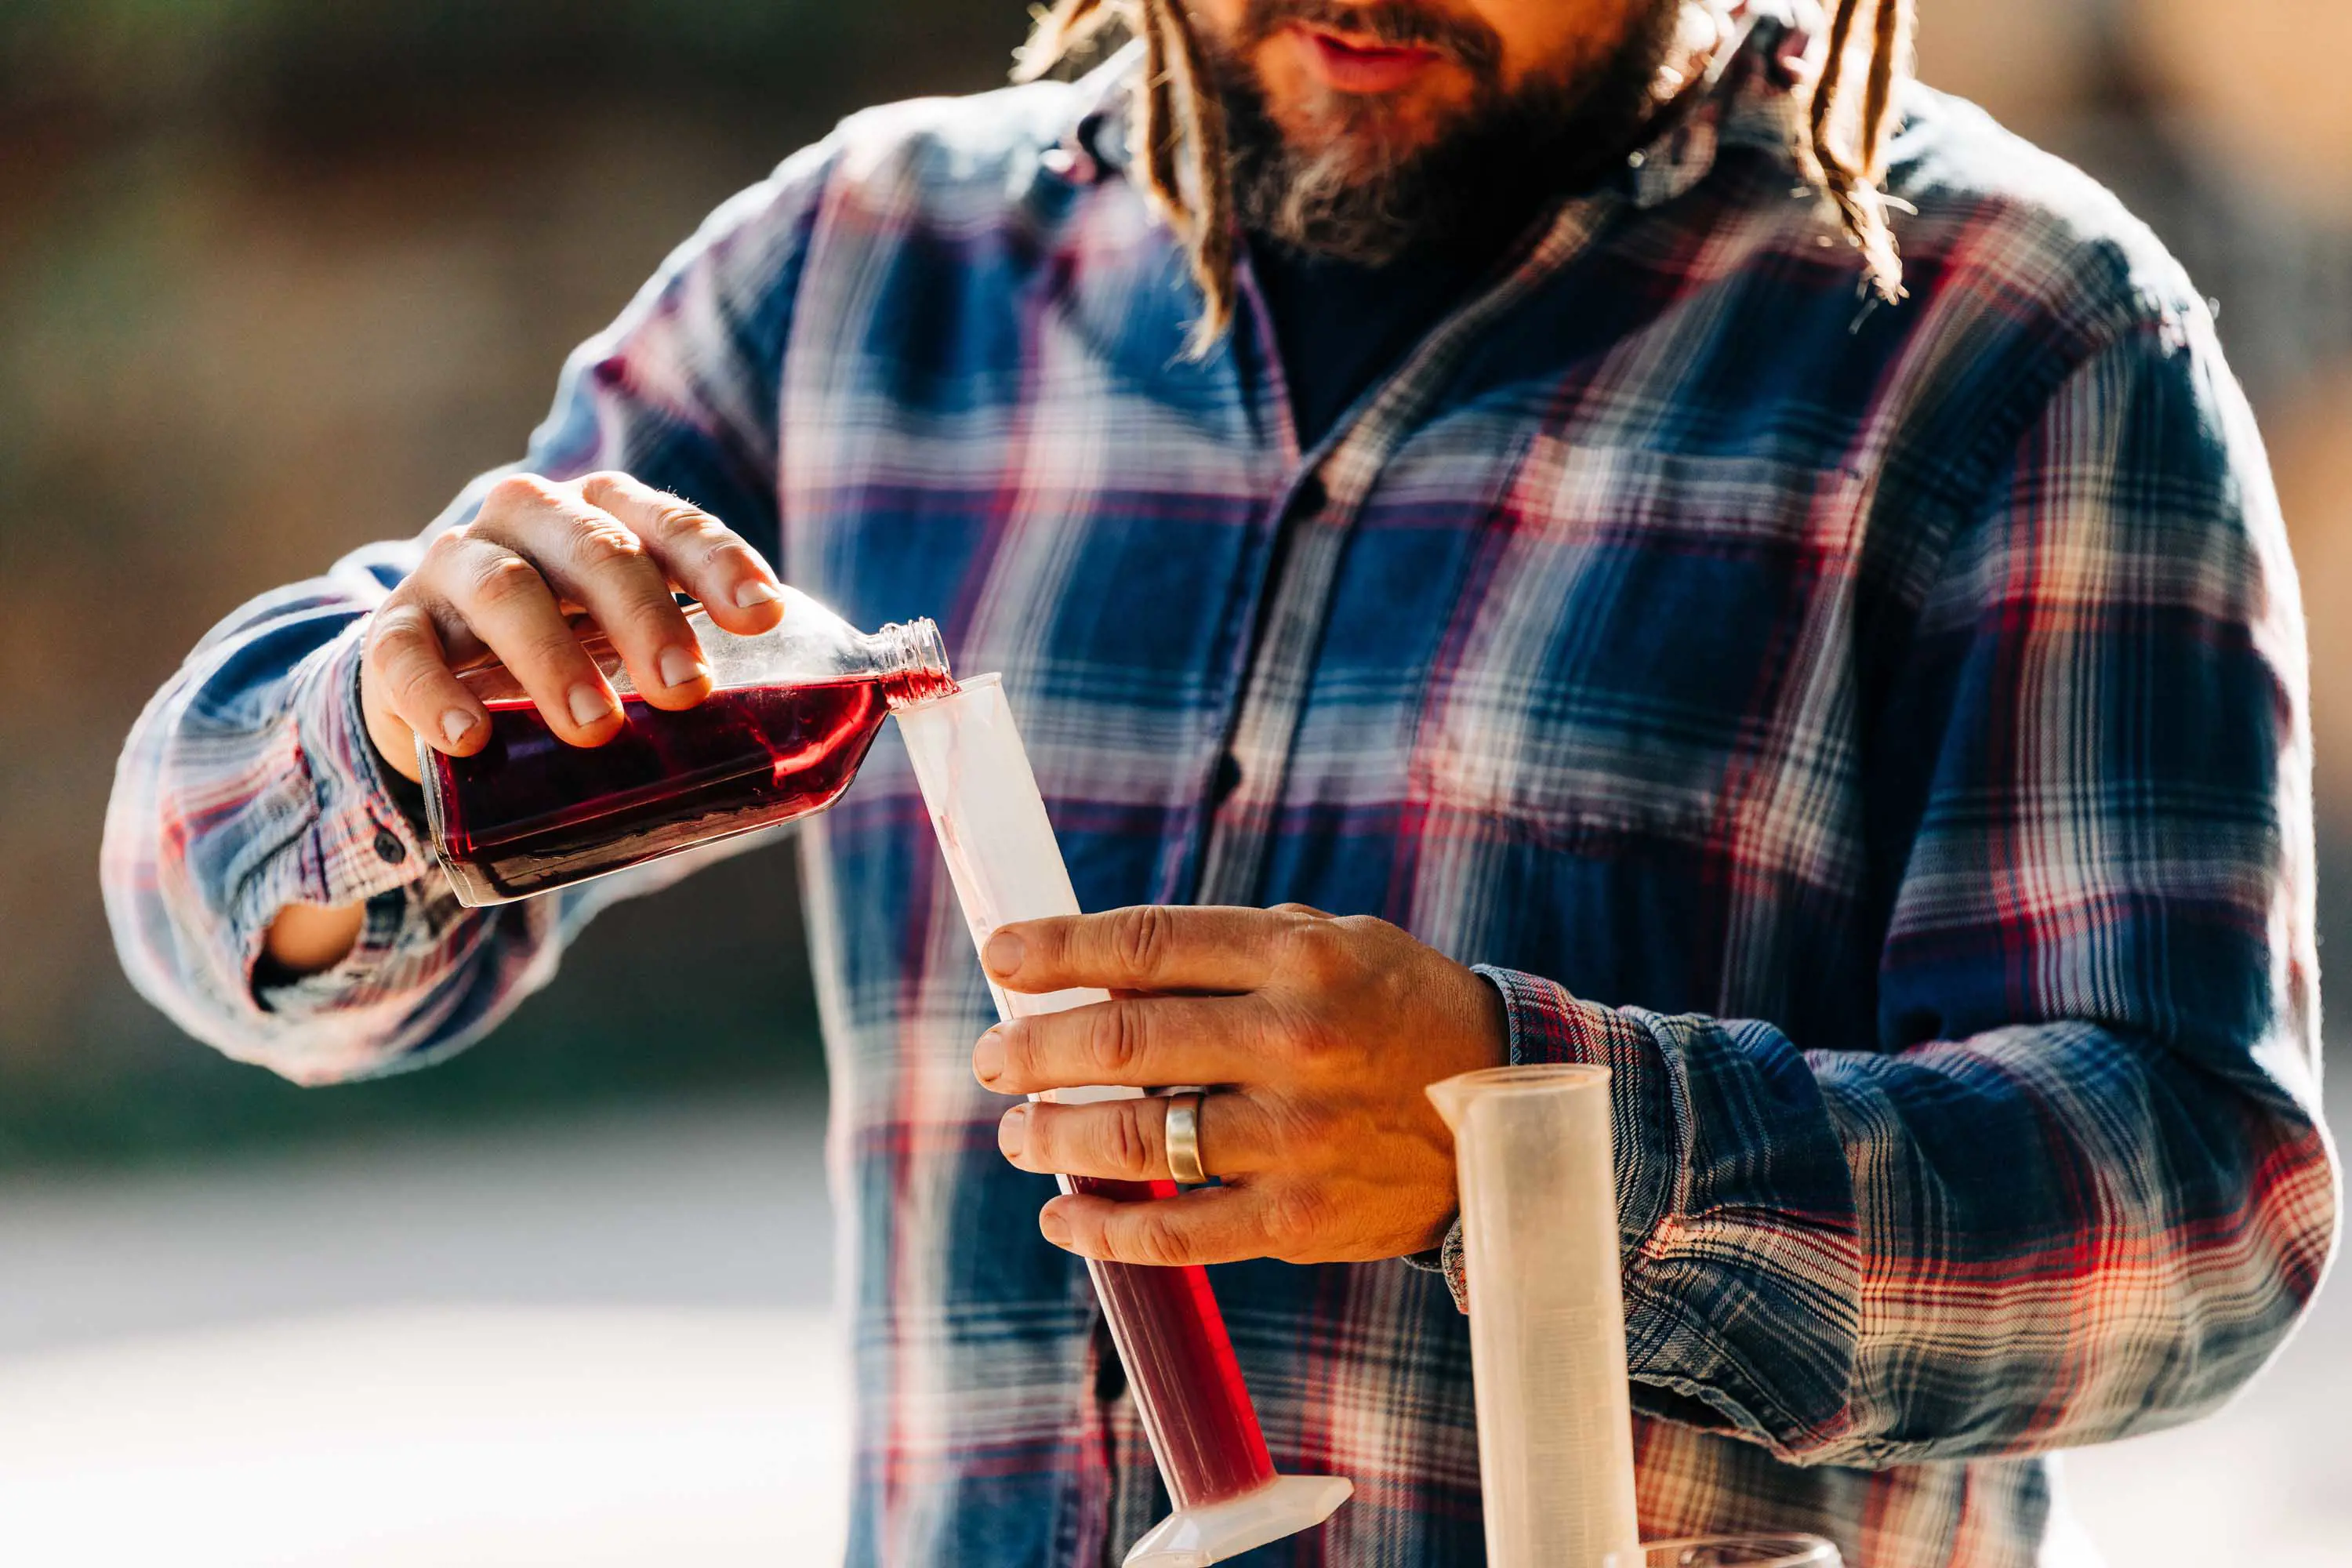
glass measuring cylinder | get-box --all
[417,587,949,905]
[896,676,1352,1566]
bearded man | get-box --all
[103,0,2338,1562]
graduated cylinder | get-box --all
[1428,1065,1642,1568]
[896,674,1351,1567]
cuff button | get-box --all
[374,828,408,865]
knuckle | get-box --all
[1085,1006,1143,1079]
[1125,1209,1187,1268]
[1264,1183,1331,1250]
[1111,906,1172,978]
[1279,916,1355,989]
[467,550,546,610]
[618,581,690,637]
[529,624,590,672]
[648,496,719,540]
[423,525,470,560]
[1104,1102,1152,1177]
[687,524,750,575]
[571,517,648,568]
[367,601,426,651]
[393,660,446,708]
[577,470,632,506]
[484,473,557,514]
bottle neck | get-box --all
[870,617,956,707]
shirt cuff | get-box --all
[1400,1220,1469,1312]
[1406,968,1682,1316]
[244,624,439,1007]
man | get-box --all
[103,0,2337,1561]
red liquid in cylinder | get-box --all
[1076,1174,1278,1507]
[428,674,942,901]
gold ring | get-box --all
[1164,1091,1208,1185]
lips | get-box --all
[1296,25,1443,93]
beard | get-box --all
[1199,0,1687,265]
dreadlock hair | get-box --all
[1799,0,1915,306]
[1014,0,1237,357]
[1014,0,1914,354]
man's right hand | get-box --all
[266,472,786,978]
[359,470,786,782]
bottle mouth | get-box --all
[878,617,956,708]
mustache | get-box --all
[1237,0,1504,81]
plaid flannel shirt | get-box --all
[103,9,2338,1564]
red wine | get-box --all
[1077,1174,1278,1507]
[426,675,940,902]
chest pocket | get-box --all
[1411,444,1866,854]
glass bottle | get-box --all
[417,587,950,906]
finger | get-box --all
[437,535,624,746]
[1040,1184,1308,1266]
[984,906,1287,996]
[468,477,709,713]
[974,996,1272,1095]
[579,470,786,636]
[364,600,490,769]
[1000,1093,1274,1183]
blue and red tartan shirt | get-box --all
[103,9,2339,1565]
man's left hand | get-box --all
[973,905,1508,1267]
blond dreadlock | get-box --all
[1801,0,1914,304]
[1015,0,1236,356]
[1014,0,1914,351]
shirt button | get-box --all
[1210,753,1243,805]
[373,828,408,865]
[1290,474,1328,516]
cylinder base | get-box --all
[1123,1475,1356,1568]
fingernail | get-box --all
[998,1104,1029,1160]
[568,684,616,728]
[658,645,703,689]
[1038,1203,1073,1248]
[973,1025,1008,1086]
[983,930,1025,978]
[734,579,784,609]
[441,710,477,748]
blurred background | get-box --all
[1,0,2345,1563]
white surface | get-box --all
[0,1099,844,1568]
[0,1096,2342,1566]
[0,1305,847,1568]
[0,1098,833,1352]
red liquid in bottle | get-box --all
[426,673,946,902]
[1076,1174,1278,1508]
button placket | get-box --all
[1193,198,1620,908]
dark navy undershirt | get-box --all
[1247,237,1503,452]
